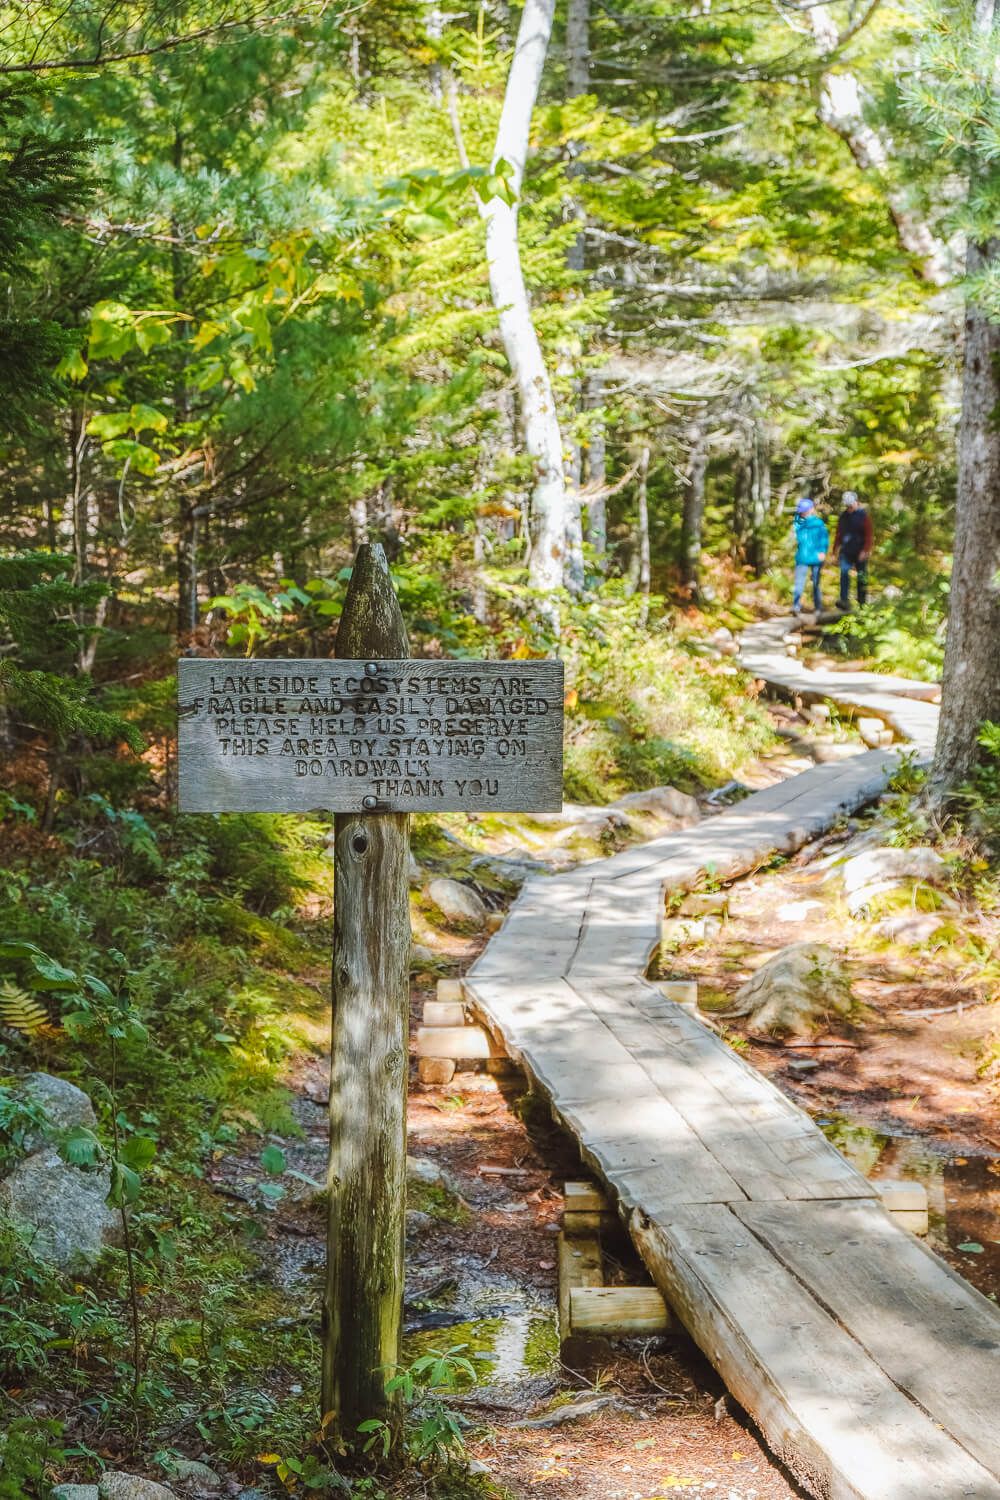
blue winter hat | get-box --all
[795,497,814,515]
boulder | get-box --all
[726,942,854,1037]
[17,1073,97,1152]
[612,786,701,826]
[0,1148,122,1268]
[99,1477,176,1500]
[425,878,487,928]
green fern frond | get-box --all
[0,980,53,1036]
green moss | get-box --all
[408,1180,470,1225]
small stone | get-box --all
[787,1058,819,1075]
[407,1155,460,1193]
[408,852,424,886]
[168,1459,221,1492]
[425,878,488,928]
[679,891,728,918]
[405,1209,434,1238]
[99,1476,177,1500]
[874,912,948,945]
[485,911,505,933]
[410,943,437,969]
[51,1487,100,1500]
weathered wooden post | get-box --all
[176,549,563,1447]
[322,544,409,1436]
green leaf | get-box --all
[958,1241,984,1253]
[129,403,169,435]
[260,1144,286,1175]
[60,1126,102,1167]
[119,1135,156,1171]
[107,1159,141,1207]
[56,348,88,382]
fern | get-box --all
[0,980,52,1036]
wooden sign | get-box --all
[177,657,564,813]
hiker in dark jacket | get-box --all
[792,497,828,615]
[834,490,873,609]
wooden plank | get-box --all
[436,978,465,1002]
[415,1024,494,1060]
[631,1202,1000,1500]
[736,1198,1000,1479]
[565,1180,609,1213]
[423,1000,465,1027]
[569,1285,671,1336]
[177,657,564,813]
[574,978,873,1203]
[557,1231,603,1343]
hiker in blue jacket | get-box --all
[792,497,829,616]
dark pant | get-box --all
[793,562,822,613]
[839,556,868,608]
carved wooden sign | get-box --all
[177,657,564,813]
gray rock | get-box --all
[99,1477,176,1500]
[470,853,545,888]
[236,1491,273,1500]
[51,1487,100,1500]
[514,1393,618,1429]
[167,1459,220,1492]
[17,1073,97,1151]
[726,942,853,1038]
[410,942,437,968]
[0,1148,122,1268]
[408,852,424,886]
[406,1154,460,1195]
[841,845,947,899]
[405,1209,434,1238]
[874,912,950,945]
[425,878,487,927]
[612,786,701,825]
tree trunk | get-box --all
[565,0,589,273]
[323,544,410,1443]
[805,2,948,283]
[749,421,770,579]
[480,0,565,615]
[680,422,708,599]
[637,444,651,623]
[930,238,1000,794]
[564,375,585,593]
[584,375,607,567]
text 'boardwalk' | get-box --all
[177,658,564,813]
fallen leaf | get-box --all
[958,1242,984,1253]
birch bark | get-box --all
[480,0,566,612]
[805,2,948,284]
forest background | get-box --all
[1,0,999,1494]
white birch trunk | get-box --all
[806,2,949,284]
[480,0,566,610]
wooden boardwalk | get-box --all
[462,620,1000,1499]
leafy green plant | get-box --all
[358,1344,478,1465]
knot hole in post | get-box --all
[351,829,369,856]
